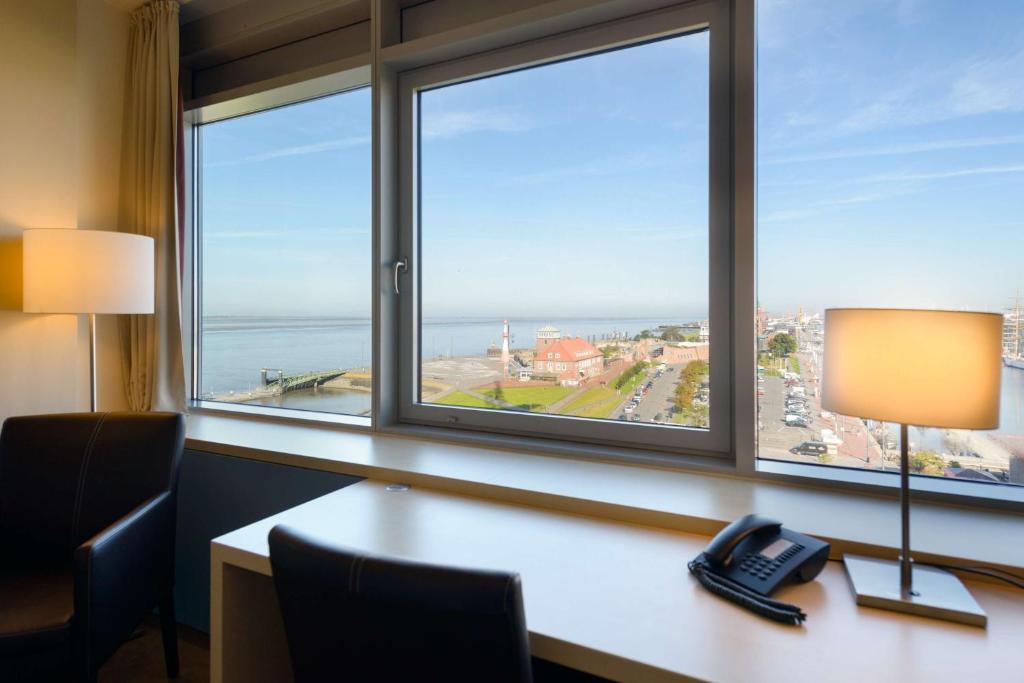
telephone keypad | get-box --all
[738,543,805,580]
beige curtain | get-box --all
[117,0,185,412]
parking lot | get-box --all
[758,362,881,467]
[614,364,683,423]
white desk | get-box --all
[211,480,1022,683]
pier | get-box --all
[260,367,346,394]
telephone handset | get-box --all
[689,514,830,625]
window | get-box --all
[398,2,732,454]
[756,1,1024,486]
[194,87,372,418]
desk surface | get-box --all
[212,480,1022,683]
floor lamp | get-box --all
[822,308,1003,627]
[22,229,155,411]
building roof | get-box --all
[536,337,602,361]
[943,467,1001,482]
[537,325,561,333]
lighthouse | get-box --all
[501,319,511,378]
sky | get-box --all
[200,0,1024,320]
[757,0,1024,315]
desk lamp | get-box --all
[822,308,1002,627]
[23,229,154,411]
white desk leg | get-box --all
[211,547,294,683]
[210,545,226,683]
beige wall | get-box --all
[0,0,130,420]
[78,0,131,411]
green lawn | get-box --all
[560,386,623,419]
[482,385,575,411]
[432,390,498,409]
[561,386,616,413]
[575,396,623,419]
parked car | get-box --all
[790,441,828,456]
[785,414,809,427]
[631,414,642,422]
[624,404,635,414]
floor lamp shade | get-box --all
[22,229,154,314]
[822,308,1002,430]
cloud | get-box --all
[421,110,532,139]
[205,227,368,239]
[860,164,1024,184]
[759,188,917,224]
[762,134,1024,165]
[948,49,1024,116]
[613,226,706,242]
[210,135,370,167]
[834,48,1024,134]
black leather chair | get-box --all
[0,411,185,683]
[268,524,533,683]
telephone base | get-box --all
[843,555,986,628]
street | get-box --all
[618,364,682,423]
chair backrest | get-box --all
[268,524,533,683]
[0,411,184,567]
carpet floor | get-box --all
[100,618,210,683]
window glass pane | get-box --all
[198,88,372,416]
[757,1,1024,485]
[417,32,711,428]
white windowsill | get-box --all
[185,412,1024,574]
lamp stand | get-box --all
[843,424,987,627]
[88,312,97,412]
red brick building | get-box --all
[533,337,604,386]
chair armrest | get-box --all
[73,490,176,674]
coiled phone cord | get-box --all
[688,559,808,626]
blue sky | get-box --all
[201,0,1023,320]
[757,0,1024,315]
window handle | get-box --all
[393,257,408,295]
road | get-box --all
[618,364,682,423]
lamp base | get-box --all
[843,555,986,628]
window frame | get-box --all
[394,1,735,457]
[178,0,1024,507]
[184,67,374,427]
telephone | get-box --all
[688,514,830,625]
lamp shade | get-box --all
[23,229,154,314]
[822,308,1002,429]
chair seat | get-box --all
[0,567,73,655]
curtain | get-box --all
[117,0,185,412]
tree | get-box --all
[910,450,945,475]
[768,333,797,357]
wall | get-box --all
[0,0,130,421]
[77,0,131,411]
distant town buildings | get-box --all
[533,327,603,386]
[536,325,561,349]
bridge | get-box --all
[261,368,346,394]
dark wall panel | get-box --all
[175,448,362,631]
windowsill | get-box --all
[184,411,1024,575]
[190,400,372,429]
[757,457,1024,507]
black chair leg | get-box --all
[159,591,180,678]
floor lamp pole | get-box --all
[88,312,97,412]
[899,422,913,596]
